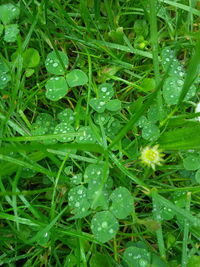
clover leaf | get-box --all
[89,83,119,113]
[0,3,20,25]
[91,211,119,243]
[3,24,19,42]
[70,173,82,185]
[54,123,75,142]
[76,126,96,144]
[110,187,133,219]
[183,154,200,171]
[45,76,68,101]
[89,98,106,113]
[23,48,40,68]
[0,71,11,89]
[163,76,196,106]
[66,69,88,87]
[142,122,160,141]
[31,113,56,144]
[105,99,121,112]
[161,47,185,78]
[94,112,110,125]
[98,83,114,100]
[106,119,121,139]
[123,246,151,267]
[57,108,75,124]
[84,163,108,182]
[45,51,68,75]
[68,185,90,218]
[32,113,56,136]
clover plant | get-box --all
[53,123,75,143]
[123,246,151,267]
[162,47,197,105]
[110,186,133,219]
[181,152,200,185]
[76,126,96,144]
[0,3,20,43]
[44,51,88,101]
[141,122,160,142]
[89,83,121,113]
[58,108,75,124]
[68,185,91,218]
[67,162,134,243]
[0,58,10,90]
[31,113,57,144]
[91,211,119,243]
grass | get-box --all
[1,0,200,266]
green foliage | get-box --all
[110,186,133,219]
[142,122,160,141]
[161,47,196,106]
[3,24,19,42]
[187,255,200,267]
[54,123,75,142]
[44,51,88,101]
[91,211,119,243]
[1,1,200,265]
[123,246,151,267]
[183,154,200,171]
[31,113,56,136]
[45,76,69,101]
[58,108,75,124]
[68,185,90,218]
[0,3,20,25]
[66,69,88,87]
[0,58,10,90]
[76,126,96,144]
[0,3,20,43]
[163,76,196,105]
[45,51,68,75]
[23,48,40,68]
[90,83,121,113]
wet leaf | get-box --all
[91,211,119,243]
[68,185,90,218]
[105,99,121,112]
[58,108,75,124]
[123,246,151,267]
[45,51,68,75]
[45,76,68,101]
[0,3,20,25]
[54,123,75,142]
[3,24,19,42]
[110,187,133,219]
[66,69,88,87]
[76,126,96,144]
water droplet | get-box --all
[77,189,83,194]
[53,62,58,67]
[139,259,148,266]
[101,87,107,92]
[99,101,105,106]
[177,80,183,86]
[75,202,80,207]
[102,221,108,228]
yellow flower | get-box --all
[140,145,164,170]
